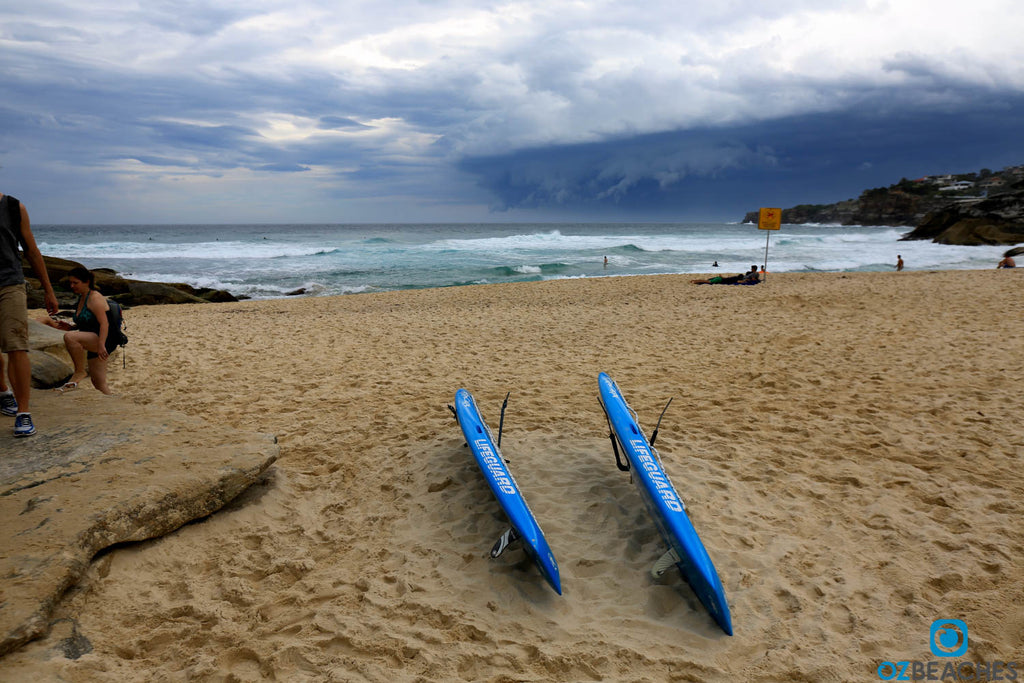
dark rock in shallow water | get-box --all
[168,282,239,303]
[114,280,209,305]
[901,188,1024,245]
[199,289,239,302]
[286,288,307,296]
[21,255,238,306]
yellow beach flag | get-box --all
[757,207,781,280]
[758,207,782,230]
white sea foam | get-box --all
[36,240,335,260]
[433,230,689,254]
[36,222,1011,298]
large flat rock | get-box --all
[26,318,74,389]
[0,390,278,657]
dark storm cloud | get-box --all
[460,93,1024,219]
[2,0,1023,222]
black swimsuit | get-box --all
[74,292,119,358]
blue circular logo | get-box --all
[929,619,969,658]
[936,627,961,652]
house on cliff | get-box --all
[939,180,975,192]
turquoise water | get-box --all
[34,222,1008,299]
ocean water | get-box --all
[34,222,1009,299]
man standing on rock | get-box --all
[1,193,59,437]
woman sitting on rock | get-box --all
[46,266,119,394]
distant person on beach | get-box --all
[45,267,120,395]
[896,255,904,271]
[742,265,760,283]
[603,256,608,268]
[712,261,719,268]
[1,192,59,437]
[997,255,1016,268]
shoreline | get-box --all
[5,269,1023,681]
[91,264,1024,304]
[33,221,1021,303]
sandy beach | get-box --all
[3,270,1022,681]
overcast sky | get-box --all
[3,0,1023,224]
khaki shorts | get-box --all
[0,283,29,353]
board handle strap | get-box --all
[650,397,673,447]
[497,392,510,449]
[601,401,631,472]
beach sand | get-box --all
[3,270,1022,681]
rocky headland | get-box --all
[743,166,1024,249]
[900,187,1024,247]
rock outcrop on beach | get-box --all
[900,187,1024,245]
[24,319,75,388]
[0,390,279,658]
[22,255,239,308]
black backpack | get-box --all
[4,195,27,251]
[106,299,129,368]
[107,300,128,348]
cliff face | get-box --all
[741,172,1024,246]
[901,188,1024,245]
[742,191,949,227]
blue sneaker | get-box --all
[14,413,35,437]
[0,392,17,417]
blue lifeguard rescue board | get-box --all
[597,373,732,635]
[453,389,562,595]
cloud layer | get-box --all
[2,0,1023,222]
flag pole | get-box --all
[763,230,771,282]
[757,207,781,282]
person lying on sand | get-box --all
[692,266,759,285]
